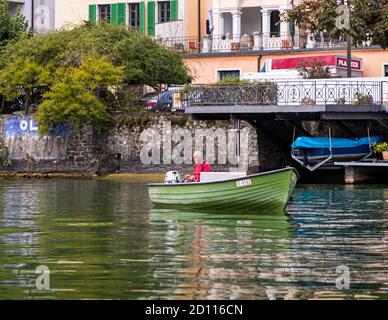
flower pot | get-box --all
[383,151,388,161]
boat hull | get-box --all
[291,136,383,164]
[292,145,371,163]
[148,168,298,212]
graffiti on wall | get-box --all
[3,116,71,161]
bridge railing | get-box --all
[184,81,384,107]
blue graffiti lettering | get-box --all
[4,116,70,138]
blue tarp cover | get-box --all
[291,136,383,149]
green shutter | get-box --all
[147,1,155,36]
[117,3,126,26]
[289,17,295,36]
[170,0,178,21]
[89,4,97,24]
[111,3,118,24]
[140,2,145,34]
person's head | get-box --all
[193,151,203,164]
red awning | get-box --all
[271,55,337,70]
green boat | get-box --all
[148,167,299,212]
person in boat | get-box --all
[185,151,211,182]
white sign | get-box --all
[236,179,252,187]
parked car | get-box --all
[139,87,188,112]
[139,91,173,112]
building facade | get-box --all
[209,0,293,52]
[57,1,208,39]
[6,1,388,82]
[177,0,388,83]
[184,48,388,83]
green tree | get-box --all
[113,35,192,90]
[0,0,31,49]
[283,0,388,49]
[37,56,124,134]
[0,24,191,86]
[0,58,51,112]
[0,24,191,132]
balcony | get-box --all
[156,31,358,55]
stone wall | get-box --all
[1,113,386,179]
[0,113,259,174]
[105,114,259,174]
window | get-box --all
[270,10,280,37]
[98,4,111,23]
[8,3,23,17]
[158,1,170,23]
[128,3,140,28]
[384,64,388,77]
[218,70,240,81]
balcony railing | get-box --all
[156,36,202,53]
[184,81,385,107]
[156,32,373,54]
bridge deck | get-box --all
[184,80,388,121]
[186,104,388,121]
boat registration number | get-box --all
[236,179,252,187]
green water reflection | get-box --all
[0,179,387,300]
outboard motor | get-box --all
[164,170,181,184]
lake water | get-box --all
[0,178,387,300]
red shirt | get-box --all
[194,160,211,182]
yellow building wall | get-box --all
[56,0,208,38]
[55,0,132,28]
[55,0,154,31]
[184,48,388,83]
[184,0,212,38]
[55,0,91,29]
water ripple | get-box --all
[0,180,387,299]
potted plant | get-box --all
[301,96,316,105]
[373,142,388,160]
[335,97,346,104]
[353,92,374,105]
